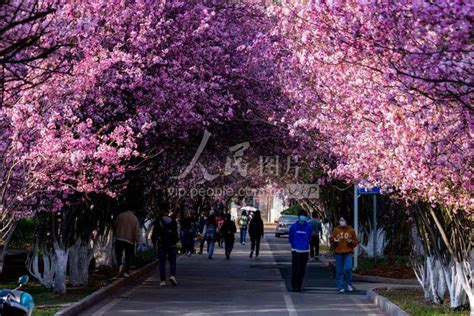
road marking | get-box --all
[262,237,298,316]
[283,294,298,316]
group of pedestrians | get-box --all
[113,205,358,294]
[199,209,265,260]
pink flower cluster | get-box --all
[273,1,473,213]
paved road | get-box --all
[82,234,386,316]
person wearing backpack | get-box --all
[220,213,237,259]
[204,213,217,259]
[309,211,323,261]
[152,210,179,286]
[239,210,249,245]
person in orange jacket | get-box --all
[330,217,358,293]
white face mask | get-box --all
[339,220,347,227]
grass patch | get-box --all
[33,306,62,316]
[0,270,115,306]
[375,288,470,316]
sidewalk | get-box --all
[80,235,387,315]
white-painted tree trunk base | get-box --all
[53,242,68,294]
[26,241,55,289]
[68,239,94,286]
[94,229,115,268]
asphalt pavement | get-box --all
[80,233,386,316]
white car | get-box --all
[275,215,298,237]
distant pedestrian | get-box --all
[114,209,140,278]
[198,212,207,254]
[288,210,312,292]
[220,213,237,259]
[330,217,358,293]
[239,211,249,245]
[152,210,179,287]
[309,211,323,261]
[204,213,217,259]
[181,215,196,256]
[216,212,225,248]
[248,210,264,259]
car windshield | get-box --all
[279,216,297,223]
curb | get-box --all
[366,287,410,316]
[55,260,158,316]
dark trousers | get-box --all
[291,251,309,291]
[250,236,261,257]
[183,235,195,254]
[310,236,320,258]
[158,245,177,281]
[199,237,205,253]
[115,240,134,273]
[224,236,235,256]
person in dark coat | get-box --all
[220,213,237,259]
[248,210,264,258]
[152,210,179,287]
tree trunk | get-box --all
[53,241,68,294]
[444,260,471,310]
[0,223,16,274]
[26,240,55,289]
[414,255,446,305]
[68,239,94,286]
[94,229,115,269]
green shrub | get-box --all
[10,219,34,250]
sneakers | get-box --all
[123,272,130,278]
[169,276,178,286]
[249,251,253,258]
[242,242,246,245]
[347,285,354,292]
[160,281,166,286]
[339,288,345,293]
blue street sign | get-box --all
[357,186,381,195]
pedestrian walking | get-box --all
[288,210,312,292]
[239,211,249,245]
[114,209,141,278]
[330,217,358,293]
[181,215,196,256]
[220,213,237,259]
[248,210,264,258]
[152,210,179,287]
[216,212,224,248]
[198,212,207,254]
[309,211,323,261]
[204,213,217,259]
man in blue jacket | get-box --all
[288,210,312,292]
